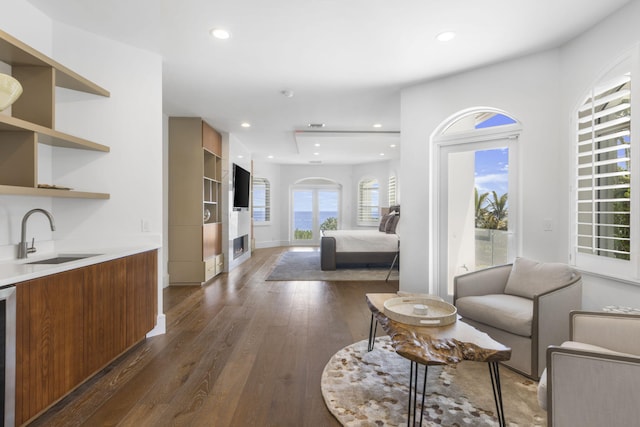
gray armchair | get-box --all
[538,311,640,426]
[453,257,582,379]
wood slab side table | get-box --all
[365,293,512,427]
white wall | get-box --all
[558,0,640,310]
[400,0,640,309]
[401,50,562,294]
[1,1,165,330]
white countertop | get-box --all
[0,244,160,287]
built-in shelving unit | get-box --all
[0,29,110,199]
[169,117,224,284]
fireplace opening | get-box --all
[233,235,249,259]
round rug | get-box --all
[321,337,546,426]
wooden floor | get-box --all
[29,247,398,426]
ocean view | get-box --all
[294,211,337,231]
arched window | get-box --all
[252,177,270,223]
[573,56,635,279]
[358,178,380,225]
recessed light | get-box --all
[267,155,274,159]
[281,89,294,98]
[379,153,385,156]
[313,152,320,156]
[314,143,320,147]
[373,123,382,128]
[210,28,231,40]
[308,123,325,128]
[237,155,244,159]
[390,144,397,148]
[436,31,456,42]
[241,122,251,128]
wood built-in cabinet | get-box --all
[0,29,110,199]
[15,250,157,425]
[169,117,224,284]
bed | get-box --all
[320,206,400,271]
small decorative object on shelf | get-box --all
[203,208,211,222]
[0,72,23,111]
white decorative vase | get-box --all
[0,73,23,111]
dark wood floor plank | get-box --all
[28,247,398,426]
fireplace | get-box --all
[233,234,249,259]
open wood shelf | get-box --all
[0,185,109,199]
[0,29,110,199]
[0,115,109,151]
[0,29,110,97]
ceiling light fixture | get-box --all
[436,31,456,42]
[308,123,325,128]
[379,153,385,156]
[237,155,244,159]
[267,155,274,159]
[313,152,320,156]
[210,28,231,40]
[390,144,397,148]
[314,143,321,147]
[241,122,251,128]
[373,123,382,128]
[281,89,294,98]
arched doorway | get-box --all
[432,108,521,300]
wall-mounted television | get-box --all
[232,163,251,210]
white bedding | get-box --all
[322,230,399,252]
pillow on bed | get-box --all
[379,214,392,231]
[385,215,400,234]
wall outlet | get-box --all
[543,219,553,231]
[141,218,151,232]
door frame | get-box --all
[433,123,521,300]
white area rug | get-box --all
[321,337,546,426]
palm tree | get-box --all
[475,188,490,227]
[485,191,508,230]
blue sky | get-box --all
[474,114,514,197]
[475,148,509,196]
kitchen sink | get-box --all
[26,254,100,265]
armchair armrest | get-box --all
[546,345,640,426]
[534,275,582,378]
[453,264,512,302]
[571,311,640,355]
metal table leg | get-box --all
[368,313,378,351]
[488,362,506,427]
[407,360,428,427]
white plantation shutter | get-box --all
[388,175,397,206]
[358,178,380,225]
[252,177,270,222]
[576,73,631,261]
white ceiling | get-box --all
[27,0,630,165]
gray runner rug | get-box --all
[266,251,398,281]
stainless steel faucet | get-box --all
[18,209,56,259]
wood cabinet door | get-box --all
[15,268,85,425]
[83,258,127,375]
[125,250,157,347]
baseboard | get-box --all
[146,313,166,337]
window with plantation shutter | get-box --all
[358,178,380,225]
[388,175,397,206]
[576,71,632,269]
[252,177,270,223]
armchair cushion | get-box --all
[504,257,574,299]
[456,294,532,337]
